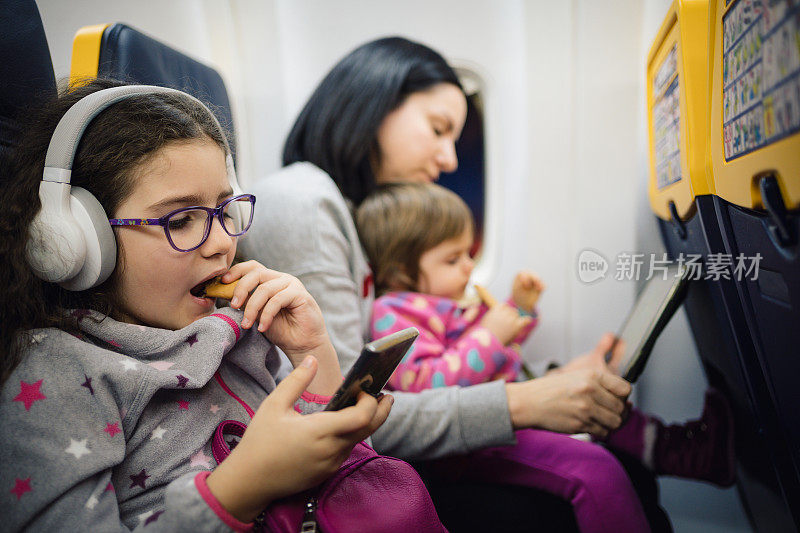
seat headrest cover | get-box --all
[96,23,236,161]
[0,0,56,164]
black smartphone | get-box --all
[606,263,690,382]
[323,327,419,411]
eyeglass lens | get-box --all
[166,197,252,251]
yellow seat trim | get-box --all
[646,0,712,221]
[69,24,110,87]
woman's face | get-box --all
[373,82,467,184]
[111,138,237,330]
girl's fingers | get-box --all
[222,261,282,283]
[255,277,307,332]
[264,356,318,411]
[334,393,393,444]
[256,285,299,332]
[316,392,380,436]
[366,393,393,433]
[240,277,291,328]
[223,262,291,307]
[228,270,262,309]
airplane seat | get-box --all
[0,0,57,175]
[706,0,800,526]
[647,0,799,529]
[70,23,237,163]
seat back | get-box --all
[70,23,236,162]
[0,0,57,175]
[646,1,800,528]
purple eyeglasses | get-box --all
[109,194,256,252]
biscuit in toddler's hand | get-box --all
[474,284,499,308]
[203,278,238,300]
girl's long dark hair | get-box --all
[0,79,227,385]
[282,36,463,205]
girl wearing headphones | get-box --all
[0,80,401,531]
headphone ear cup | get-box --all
[26,203,86,283]
[60,187,117,291]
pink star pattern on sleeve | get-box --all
[10,478,32,500]
[104,423,122,437]
[189,449,211,469]
[13,380,46,410]
[129,469,150,489]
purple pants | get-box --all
[429,429,650,533]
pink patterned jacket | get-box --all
[371,292,538,392]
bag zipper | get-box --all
[299,496,319,532]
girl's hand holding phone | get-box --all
[512,270,545,313]
[206,357,394,522]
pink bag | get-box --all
[212,420,447,533]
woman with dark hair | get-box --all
[282,37,463,205]
[240,36,673,531]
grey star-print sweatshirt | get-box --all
[0,306,326,531]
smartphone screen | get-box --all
[607,263,689,382]
[324,327,419,411]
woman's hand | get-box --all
[206,357,394,523]
[512,271,545,313]
[480,303,532,345]
[505,337,631,438]
[553,332,622,376]
[222,261,342,393]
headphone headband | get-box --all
[44,85,232,181]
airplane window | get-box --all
[438,71,485,259]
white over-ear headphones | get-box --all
[25,84,248,291]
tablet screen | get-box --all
[609,263,689,382]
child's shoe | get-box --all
[653,388,736,486]
[605,388,736,487]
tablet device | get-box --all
[606,263,690,382]
[324,327,419,411]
